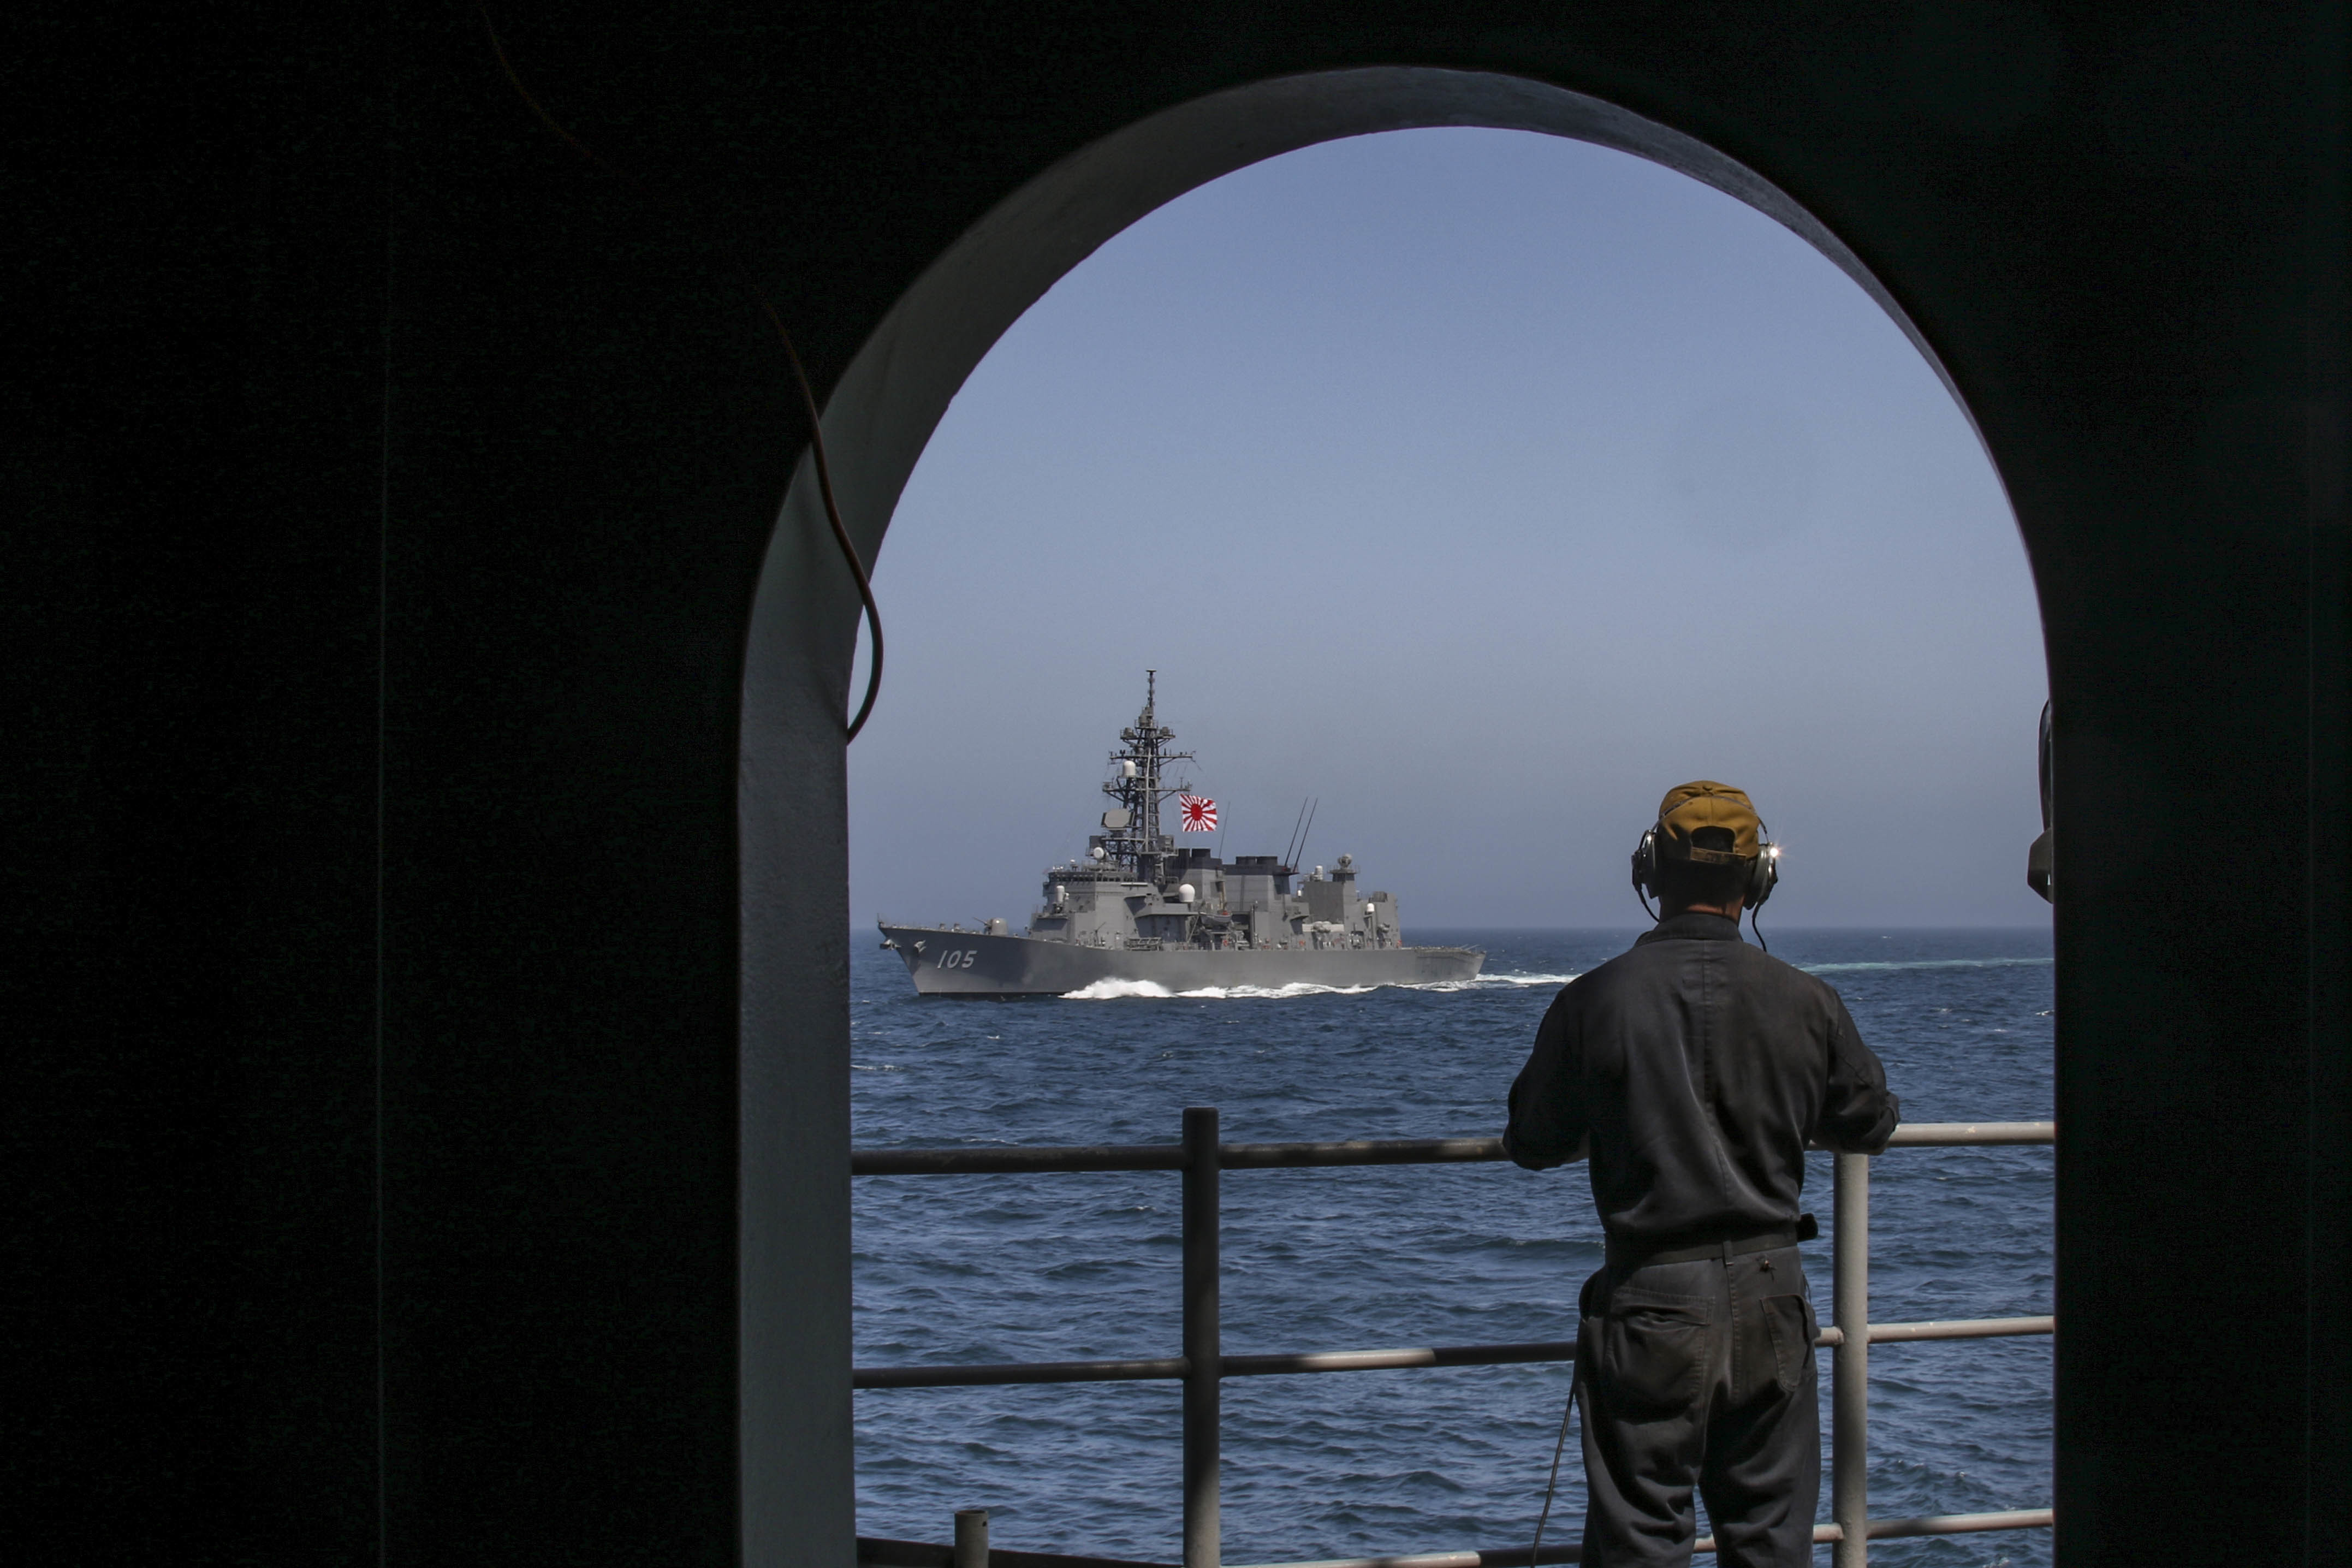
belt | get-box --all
[1607,1214,1816,1271]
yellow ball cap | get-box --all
[1655,781,1764,865]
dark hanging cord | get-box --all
[479,12,884,740]
[1634,883,1659,924]
[1528,1363,1582,1566]
[1749,901,1768,953]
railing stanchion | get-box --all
[1832,1151,1870,1568]
[1183,1107,1221,1568]
[954,1509,989,1568]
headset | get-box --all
[1630,819,1780,946]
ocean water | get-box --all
[851,927,2055,1567]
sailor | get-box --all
[1504,781,1899,1568]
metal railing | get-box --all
[853,1112,2054,1567]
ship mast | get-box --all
[1103,669,1193,887]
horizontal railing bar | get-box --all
[1862,1314,2053,1344]
[1218,1138,1506,1168]
[854,1341,1581,1389]
[1812,1315,2056,1347]
[1230,1550,1545,1568]
[860,1505,2063,1568]
[859,1537,1175,1568]
[857,1356,1187,1388]
[1880,1121,2054,1146]
[850,1122,2054,1175]
[1225,1341,1575,1376]
[857,1315,2056,1388]
[1226,1508,2054,1568]
[1851,1507,2056,1539]
[848,1140,1511,1175]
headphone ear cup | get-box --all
[1748,834,1778,909]
[1631,827,1658,896]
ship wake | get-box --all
[1060,970,1580,1001]
[1799,956,2052,976]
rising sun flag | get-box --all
[1177,793,1217,833]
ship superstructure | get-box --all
[878,675,1483,996]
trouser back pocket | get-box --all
[1760,1291,1817,1397]
[1593,1288,1712,1416]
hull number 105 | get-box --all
[936,949,977,969]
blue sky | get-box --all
[846,128,2049,930]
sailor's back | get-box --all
[1510,911,1899,1251]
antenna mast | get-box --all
[1103,669,1193,887]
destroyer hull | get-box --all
[880,925,1484,997]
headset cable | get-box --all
[479,10,884,740]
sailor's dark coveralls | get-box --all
[1506,912,1899,1568]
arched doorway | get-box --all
[737,68,2031,1564]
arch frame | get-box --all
[738,67,1999,1563]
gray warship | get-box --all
[878,675,1484,997]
